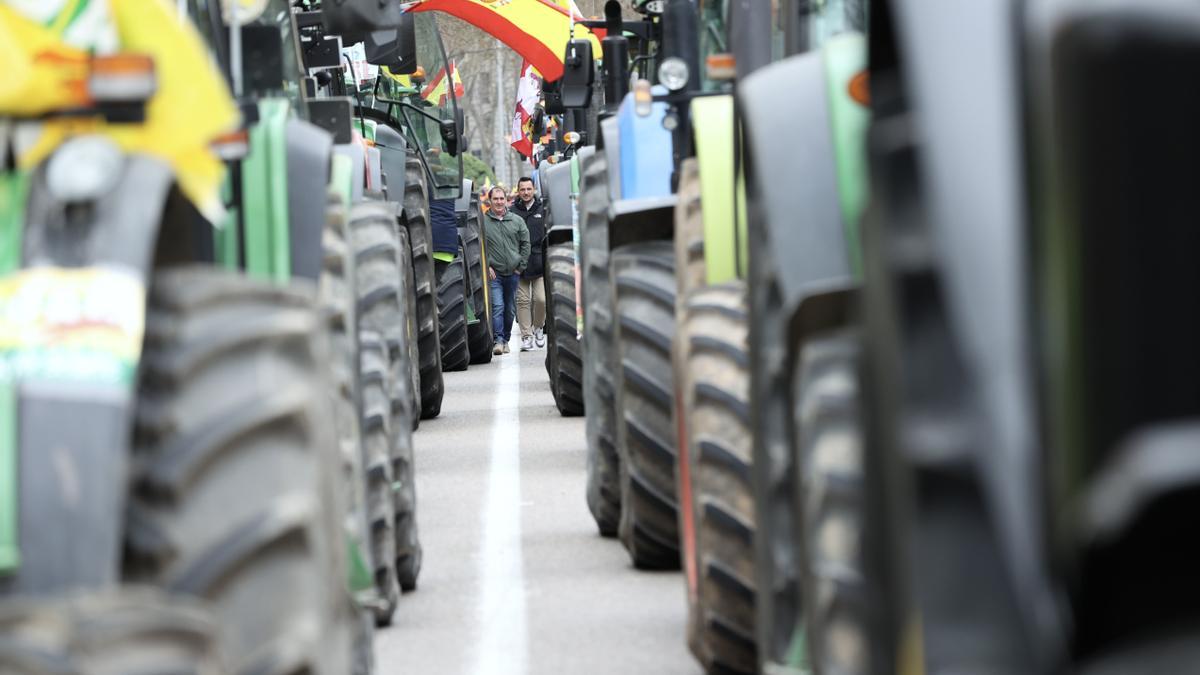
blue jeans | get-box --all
[490,273,520,344]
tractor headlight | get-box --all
[46,135,123,204]
[658,57,690,92]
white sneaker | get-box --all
[493,343,504,356]
[534,328,546,348]
[521,336,533,351]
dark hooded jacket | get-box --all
[511,196,547,278]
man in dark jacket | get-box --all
[484,185,530,354]
[511,176,548,350]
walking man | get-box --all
[484,185,530,355]
[512,176,547,351]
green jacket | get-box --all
[485,210,530,276]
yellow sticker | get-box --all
[0,267,145,386]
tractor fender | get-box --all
[333,142,367,204]
[546,147,594,247]
[785,281,860,366]
[286,118,334,282]
[542,158,575,247]
[455,179,473,214]
[738,41,861,304]
[374,122,409,201]
[600,116,622,204]
[3,156,176,592]
[688,94,739,285]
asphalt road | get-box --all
[375,344,699,675]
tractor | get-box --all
[854,0,1200,672]
[0,2,359,672]
[544,1,873,673]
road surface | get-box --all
[375,345,698,674]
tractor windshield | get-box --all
[373,15,464,200]
[806,0,869,48]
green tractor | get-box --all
[186,0,440,657]
[0,2,359,672]
[853,0,1200,672]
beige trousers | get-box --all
[517,277,546,338]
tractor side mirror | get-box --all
[364,16,417,73]
[322,0,406,44]
[441,119,460,156]
[560,39,595,109]
[543,79,565,115]
[531,108,546,137]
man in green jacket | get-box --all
[485,185,531,354]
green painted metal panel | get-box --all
[214,177,240,270]
[347,534,374,593]
[0,171,27,574]
[331,154,354,216]
[690,95,740,285]
[0,172,27,275]
[822,33,869,278]
[242,98,292,282]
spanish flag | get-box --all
[405,0,603,81]
[421,60,466,106]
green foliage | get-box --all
[459,152,496,189]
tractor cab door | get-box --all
[389,15,463,201]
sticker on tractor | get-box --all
[0,267,145,388]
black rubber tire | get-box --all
[581,151,621,537]
[357,333,400,625]
[391,258,423,592]
[679,283,758,674]
[396,224,423,433]
[0,590,223,675]
[124,268,353,675]
[348,200,418,625]
[321,194,376,675]
[611,242,681,570]
[436,250,471,372]
[673,158,707,315]
[547,243,585,416]
[748,223,804,671]
[463,199,494,365]
[403,152,444,419]
[794,329,867,675]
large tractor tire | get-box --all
[749,239,804,669]
[124,268,353,675]
[396,225,423,432]
[403,152,444,418]
[679,283,758,674]
[435,249,471,372]
[581,151,621,536]
[463,199,494,364]
[358,333,400,625]
[0,591,222,675]
[673,158,707,314]
[321,195,376,673]
[391,246,423,594]
[611,242,681,569]
[348,200,423,624]
[794,329,867,675]
[546,243,585,416]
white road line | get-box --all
[473,353,528,675]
